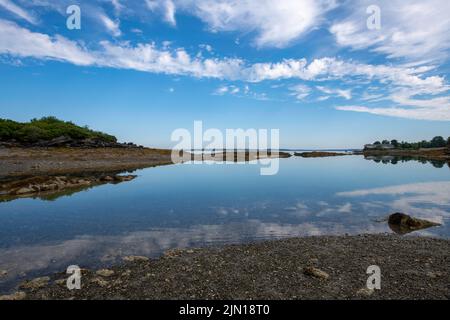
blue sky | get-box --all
[0,0,449,149]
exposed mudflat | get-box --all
[9,234,449,300]
[294,152,349,158]
[0,147,174,178]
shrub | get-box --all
[0,117,117,143]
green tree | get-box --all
[373,141,381,145]
[430,136,446,148]
[390,139,399,148]
[0,117,117,144]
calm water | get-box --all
[1,155,449,292]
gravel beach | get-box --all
[9,234,449,300]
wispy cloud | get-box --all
[330,0,450,62]
[0,0,37,24]
[98,13,121,37]
[335,104,450,121]
[110,0,124,15]
[0,19,95,65]
[176,0,337,48]
[290,84,311,100]
[1,6,450,122]
[146,0,177,26]
[316,86,351,100]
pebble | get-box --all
[303,267,330,280]
[96,269,115,277]
[356,287,375,297]
[91,278,108,287]
[123,255,149,262]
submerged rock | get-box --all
[388,212,441,235]
[20,276,50,290]
[0,291,27,300]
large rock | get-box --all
[388,212,441,235]
[14,187,34,195]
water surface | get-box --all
[1,156,449,292]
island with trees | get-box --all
[363,136,450,161]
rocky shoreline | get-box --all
[0,173,136,202]
[0,147,175,178]
[2,234,448,300]
[294,151,349,158]
[363,147,450,162]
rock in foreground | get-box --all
[388,213,441,235]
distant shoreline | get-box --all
[363,147,450,161]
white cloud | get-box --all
[317,96,330,101]
[177,0,337,48]
[330,0,450,62]
[245,57,448,95]
[336,104,450,121]
[0,0,36,24]
[290,84,311,100]
[0,19,95,65]
[316,86,351,100]
[146,0,177,26]
[213,84,270,101]
[1,18,450,121]
[0,18,245,78]
[110,0,124,14]
[214,85,229,95]
[2,19,448,93]
[213,85,240,95]
[98,41,245,79]
[199,44,213,52]
[98,13,121,37]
